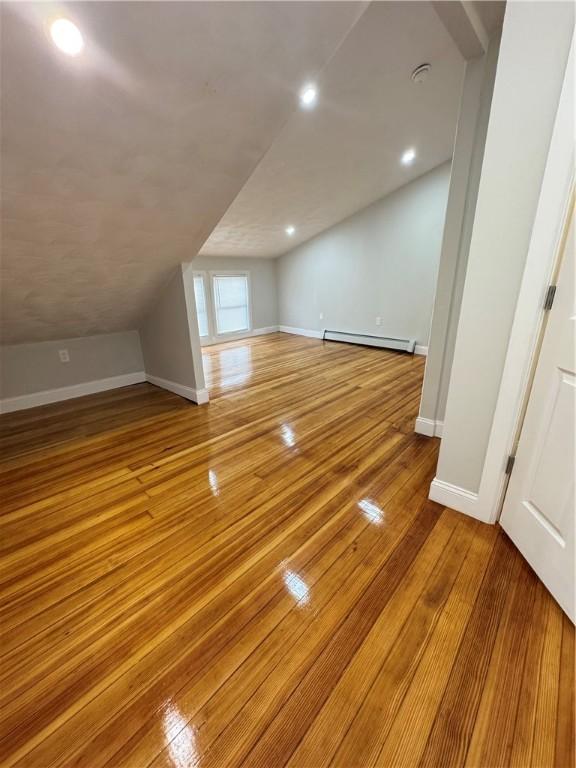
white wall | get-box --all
[140,265,207,402]
[277,163,451,347]
[188,256,278,334]
[1,264,208,411]
[433,1,574,500]
[0,331,144,412]
[418,33,500,434]
[0,330,144,407]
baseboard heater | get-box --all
[322,329,416,354]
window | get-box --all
[193,274,209,338]
[212,273,250,335]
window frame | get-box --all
[192,270,217,345]
[209,270,253,339]
[192,271,212,342]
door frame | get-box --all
[475,37,574,524]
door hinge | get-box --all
[543,284,556,310]
[505,455,516,475]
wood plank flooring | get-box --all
[0,332,573,767]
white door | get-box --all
[500,210,575,622]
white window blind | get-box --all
[193,275,209,338]
[213,274,250,335]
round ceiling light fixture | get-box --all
[50,18,84,56]
[285,225,296,236]
[299,83,318,109]
[401,148,416,166]
[411,63,431,84]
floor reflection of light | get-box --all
[208,469,220,497]
[221,372,250,388]
[358,498,384,525]
[219,346,251,389]
[202,353,212,384]
[163,703,199,768]
[280,424,296,448]
[283,569,310,604]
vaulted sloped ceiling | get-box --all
[1,1,366,343]
[201,1,466,259]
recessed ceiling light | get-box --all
[299,83,318,109]
[285,225,296,236]
[401,148,416,166]
[50,18,84,56]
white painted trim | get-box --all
[194,388,210,405]
[146,374,209,405]
[0,371,146,414]
[415,417,435,436]
[209,269,253,338]
[414,417,443,438]
[414,345,428,356]
[278,326,323,339]
[201,326,279,346]
[429,478,483,520]
[248,325,279,337]
[474,38,575,524]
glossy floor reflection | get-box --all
[0,333,573,768]
[206,343,253,391]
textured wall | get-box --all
[1,2,363,344]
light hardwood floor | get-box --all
[0,333,573,767]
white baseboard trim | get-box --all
[429,477,489,522]
[414,416,444,438]
[194,388,210,404]
[0,371,146,414]
[146,374,209,404]
[414,345,428,356]
[251,326,279,337]
[278,325,323,339]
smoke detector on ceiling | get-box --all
[411,63,431,84]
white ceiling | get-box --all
[200,1,466,259]
[1,1,366,343]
